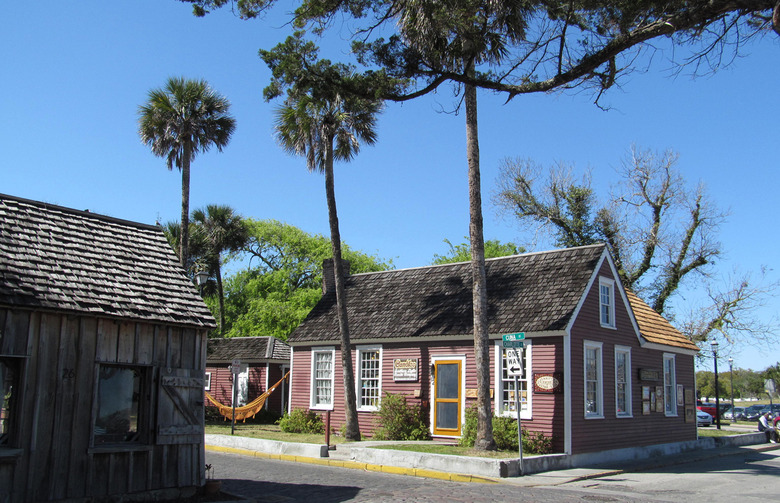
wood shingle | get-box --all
[0,193,215,328]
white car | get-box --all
[697,410,713,427]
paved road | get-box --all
[208,450,647,502]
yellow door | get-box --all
[433,360,462,436]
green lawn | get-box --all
[204,422,346,445]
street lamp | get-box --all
[712,340,720,430]
[728,357,734,424]
[194,270,209,296]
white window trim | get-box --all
[663,353,677,417]
[355,345,383,412]
[614,345,632,418]
[599,277,616,329]
[494,341,532,420]
[310,346,336,410]
[584,340,604,419]
[204,371,212,391]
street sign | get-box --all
[765,378,776,394]
[502,332,526,341]
[502,340,524,349]
[506,348,523,377]
[231,359,242,374]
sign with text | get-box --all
[393,358,419,382]
[506,348,523,377]
[502,333,525,348]
[533,373,563,394]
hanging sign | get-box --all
[393,358,419,382]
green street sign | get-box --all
[503,340,524,349]
[502,332,526,341]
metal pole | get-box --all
[729,358,734,424]
[514,374,523,476]
[713,348,720,430]
[232,373,237,436]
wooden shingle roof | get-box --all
[206,336,291,363]
[626,290,699,352]
[0,193,215,328]
[289,244,606,344]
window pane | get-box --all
[436,402,459,430]
[0,359,18,446]
[314,352,333,406]
[436,363,459,399]
[359,350,380,408]
[94,366,141,445]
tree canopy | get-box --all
[432,238,523,265]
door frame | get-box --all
[430,355,466,437]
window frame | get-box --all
[494,341,532,420]
[92,363,151,447]
[584,341,604,419]
[355,345,382,412]
[599,278,616,329]
[310,347,336,411]
[614,345,632,418]
[0,356,24,450]
[204,371,212,391]
[663,353,677,416]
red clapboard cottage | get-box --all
[205,336,290,417]
[0,194,215,502]
[286,244,700,455]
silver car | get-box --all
[697,410,713,427]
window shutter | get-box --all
[156,367,204,445]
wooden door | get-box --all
[433,360,462,436]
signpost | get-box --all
[231,359,241,435]
[502,333,525,474]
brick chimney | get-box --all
[322,258,351,294]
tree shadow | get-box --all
[221,479,361,502]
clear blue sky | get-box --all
[2,2,778,372]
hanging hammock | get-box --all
[205,371,290,422]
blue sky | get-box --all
[2,2,778,372]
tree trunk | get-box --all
[216,263,225,335]
[465,82,496,451]
[180,143,191,269]
[324,136,361,441]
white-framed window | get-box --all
[356,345,382,411]
[584,341,603,418]
[204,371,212,391]
[599,278,616,329]
[495,342,532,419]
[614,346,632,417]
[663,353,677,416]
[311,347,335,410]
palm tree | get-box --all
[191,204,249,335]
[138,77,236,269]
[274,92,380,441]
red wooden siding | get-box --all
[205,363,287,416]
[568,261,697,454]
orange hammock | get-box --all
[206,371,290,422]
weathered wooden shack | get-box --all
[287,246,700,454]
[0,194,216,502]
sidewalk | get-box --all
[205,431,780,487]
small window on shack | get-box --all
[0,357,21,448]
[93,364,148,446]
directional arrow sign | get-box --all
[506,348,523,377]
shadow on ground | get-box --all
[222,479,361,502]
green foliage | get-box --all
[371,392,431,441]
[432,238,523,265]
[277,408,325,434]
[459,405,552,454]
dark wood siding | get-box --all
[569,262,697,454]
[0,307,208,503]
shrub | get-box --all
[459,405,553,454]
[277,408,324,434]
[372,392,431,441]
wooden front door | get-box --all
[433,360,462,436]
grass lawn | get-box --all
[204,422,347,445]
[697,427,753,437]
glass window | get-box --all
[0,357,20,447]
[312,349,334,409]
[584,341,603,418]
[94,365,145,445]
[615,346,632,417]
[204,372,212,391]
[357,347,381,411]
[496,344,531,418]
[599,279,616,328]
[664,354,677,416]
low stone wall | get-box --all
[205,434,330,458]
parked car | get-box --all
[697,402,719,419]
[745,404,766,421]
[723,406,746,420]
[697,410,713,427]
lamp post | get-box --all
[712,340,720,430]
[195,270,209,296]
[728,357,734,424]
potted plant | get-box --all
[204,464,222,495]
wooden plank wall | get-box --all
[0,307,207,503]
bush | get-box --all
[277,408,324,434]
[372,392,431,441]
[459,405,553,454]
